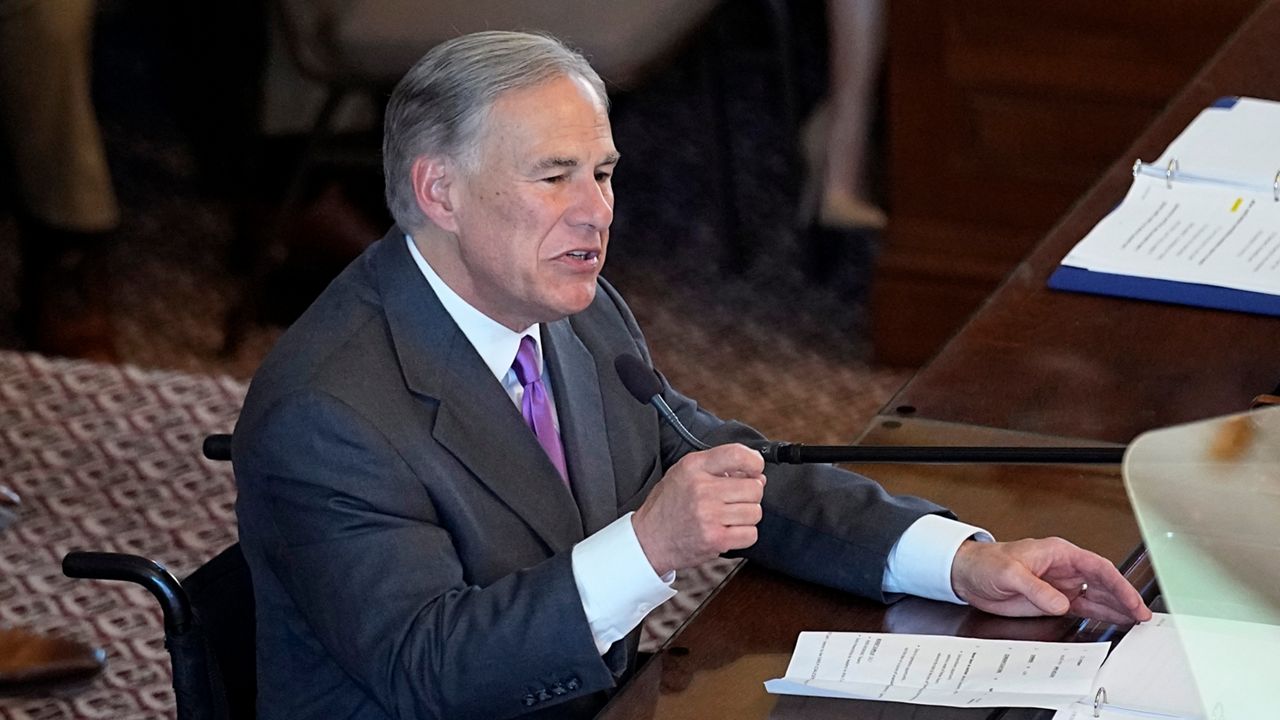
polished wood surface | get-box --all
[887,0,1280,443]
[856,419,1137,564]
[875,0,1263,365]
[597,421,1142,720]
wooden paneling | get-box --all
[875,0,1262,365]
[883,0,1280,441]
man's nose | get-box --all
[568,179,613,230]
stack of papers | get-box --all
[765,631,1106,709]
[765,613,1207,719]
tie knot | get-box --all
[512,335,540,387]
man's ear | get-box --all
[411,156,460,233]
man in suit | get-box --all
[233,30,1150,720]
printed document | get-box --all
[763,631,1108,710]
[766,614,1280,719]
[1061,173,1280,296]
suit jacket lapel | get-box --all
[371,230,583,552]
[542,320,618,536]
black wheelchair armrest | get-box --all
[63,552,193,636]
[202,434,232,462]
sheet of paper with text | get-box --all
[764,631,1106,709]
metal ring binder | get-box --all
[1273,169,1279,202]
[1093,687,1108,718]
[1165,158,1179,189]
[1132,159,1143,177]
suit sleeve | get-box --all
[235,389,617,720]
[594,278,955,602]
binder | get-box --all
[1050,615,1206,719]
[1047,265,1280,316]
[1049,96,1280,317]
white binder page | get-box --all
[1149,97,1280,189]
[1061,173,1280,295]
[1086,614,1203,719]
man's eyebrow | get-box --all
[531,153,620,171]
[533,156,579,171]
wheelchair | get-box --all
[62,434,255,720]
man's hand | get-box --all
[632,444,766,576]
[951,537,1152,625]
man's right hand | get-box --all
[631,443,767,576]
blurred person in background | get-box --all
[802,0,886,233]
[0,0,119,361]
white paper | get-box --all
[1050,704,1168,720]
[1062,173,1280,295]
[1088,614,1203,718]
[1147,97,1280,190]
[764,631,1108,709]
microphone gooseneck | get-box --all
[612,354,1125,465]
[614,354,711,451]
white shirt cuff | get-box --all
[571,512,677,654]
[881,514,993,604]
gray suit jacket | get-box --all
[233,228,950,720]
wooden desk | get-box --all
[598,420,1146,720]
[598,1,1280,717]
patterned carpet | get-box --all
[0,352,906,719]
[0,352,243,719]
[0,2,912,717]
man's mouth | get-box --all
[563,250,600,261]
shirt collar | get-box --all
[406,234,541,382]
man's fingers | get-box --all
[1066,552,1152,622]
[1009,568,1071,616]
[694,443,765,478]
[1070,578,1151,623]
[717,500,763,527]
[719,525,757,552]
[1070,593,1145,625]
[1085,571,1151,620]
[956,538,1152,623]
[707,475,766,504]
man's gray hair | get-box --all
[383,30,609,230]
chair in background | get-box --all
[270,0,726,176]
[225,0,800,352]
[61,434,253,720]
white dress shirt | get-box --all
[406,235,990,655]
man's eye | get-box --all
[595,171,612,182]
[542,175,568,184]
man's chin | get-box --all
[550,284,599,320]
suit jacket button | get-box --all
[523,694,536,707]
[551,683,567,696]
[566,678,580,691]
[537,689,552,702]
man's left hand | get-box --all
[950,537,1152,625]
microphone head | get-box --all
[614,354,663,403]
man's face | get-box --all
[431,73,618,331]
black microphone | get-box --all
[613,354,1125,465]
[614,354,710,451]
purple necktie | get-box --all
[512,335,569,485]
